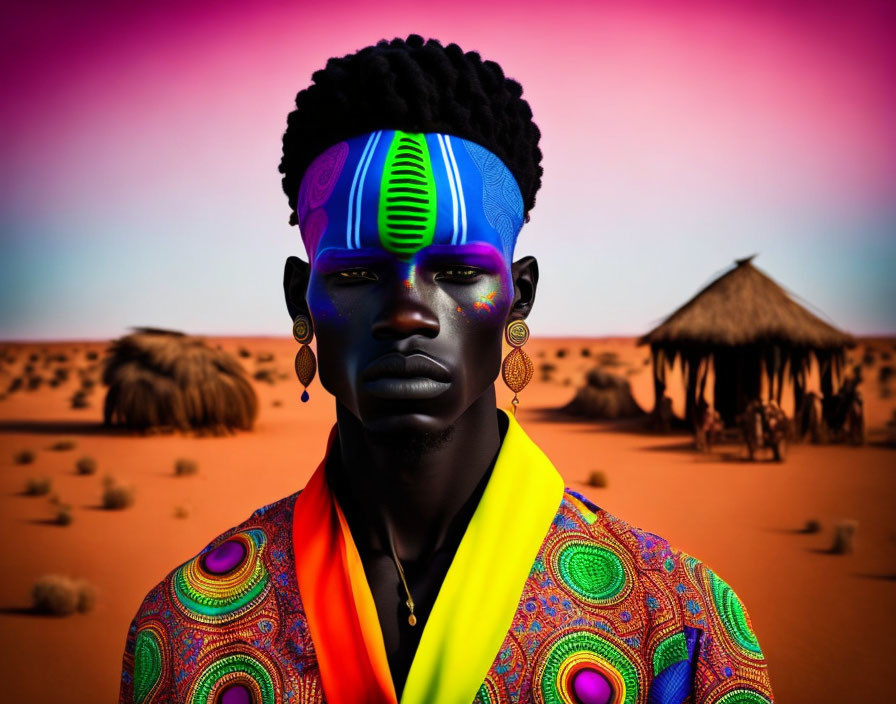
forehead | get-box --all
[297,130,523,263]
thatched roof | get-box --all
[103,327,257,434]
[640,256,853,349]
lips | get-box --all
[361,353,452,400]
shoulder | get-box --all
[554,488,774,701]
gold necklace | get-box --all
[387,534,417,627]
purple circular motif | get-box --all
[300,208,328,261]
[572,667,613,704]
[298,141,349,219]
[202,539,247,575]
[218,683,252,704]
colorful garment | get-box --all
[119,410,774,703]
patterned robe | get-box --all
[119,487,773,703]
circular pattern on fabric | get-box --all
[172,530,270,624]
[505,320,530,347]
[474,678,500,704]
[708,571,763,660]
[134,623,165,704]
[188,652,278,704]
[713,690,772,704]
[534,631,639,704]
[552,539,633,606]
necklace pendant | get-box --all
[408,613,417,627]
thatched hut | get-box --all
[103,328,257,434]
[640,256,853,427]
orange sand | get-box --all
[0,337,894,703]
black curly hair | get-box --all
[279,34,543,227]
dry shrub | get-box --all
[85,350,99,361]
[54,503,73,526]
[103,328,257,434]
[539,362,557,381]
[102,481,135,510]
[27,375,44,390]
[801,519,821,534]
[596,351,622,367]
[556,348,568,359]
[831,520,858,554]
[253,368,278,385]
[563,368,644,419]
[25,476,52,496]
[32,575,96,615]
[14,449,36,464]
[8,376,23,393]
[173,505,190,519]
[238,347,251,358]
[272,399,283,407]
[587,470,608,488]
[71,390,90,409]
[175,458,198,476]
[581,347,591,357]
[76,456,97,475]
[256,352,274,363]
[50,439,76,451]
[861,347,875,366]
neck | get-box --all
[329,390,504,562]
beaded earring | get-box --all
[502,320,534,415]
[292,314,317,403]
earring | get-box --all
[502,320,533,415]
[292,314,317,403]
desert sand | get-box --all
[0,336,894,703]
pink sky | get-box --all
[2,0,894,338]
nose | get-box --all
[371,273,440,340]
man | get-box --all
[119,35,774,704]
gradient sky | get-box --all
[1,0,894,340]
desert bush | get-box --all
[175,458,198,476]
[50,439,76,451]
[173,505,190,519]
[587,470,608,488]
[102,482,135,510]
[238,347,251,358]
[71,390,90,409]
[596,351,622,367]
[28,353,38,362]
[27,375,44,390]
[54,503,73,526]
[272,399,283,407]
[801,519,821,534]
[80,377,96,389]
[861,347,875,366]
[25,476,52,496]
[564,368,644,419]
[831,520,858,555]
[254,367,278,385]
[85,350,99,361]
[556,348,568,359]
[256,352,274,363]
[539,362,557,381]
[581,347,591,357]
[8,376,23,393]
[31,575,96,615]
[14,449,35,464]
[76,456,97,475]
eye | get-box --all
[331,269,378,284]
[434,267,483,282]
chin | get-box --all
[358,405,458,436]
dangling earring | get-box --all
[292,314,317,403]
[502,320,533,415]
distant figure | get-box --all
[740,399,789,461]
[795,391,825,443]
[828,366,865,445]
[694,399,723,452]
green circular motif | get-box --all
[715,690,772,704]
[663,557,675,573]
[134,628,163,704]
[709,572,763,659]
[556,541,629,605]
[189,653,276,704]
[539,631,639,704]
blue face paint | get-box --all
[296,130,524,265]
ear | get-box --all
[508,255,539,322]
[283,256,311,321]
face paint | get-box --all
[296,130,524,267]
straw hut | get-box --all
[103,328,257,434]
[639,256,853,427]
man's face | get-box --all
[297,130,526,434]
